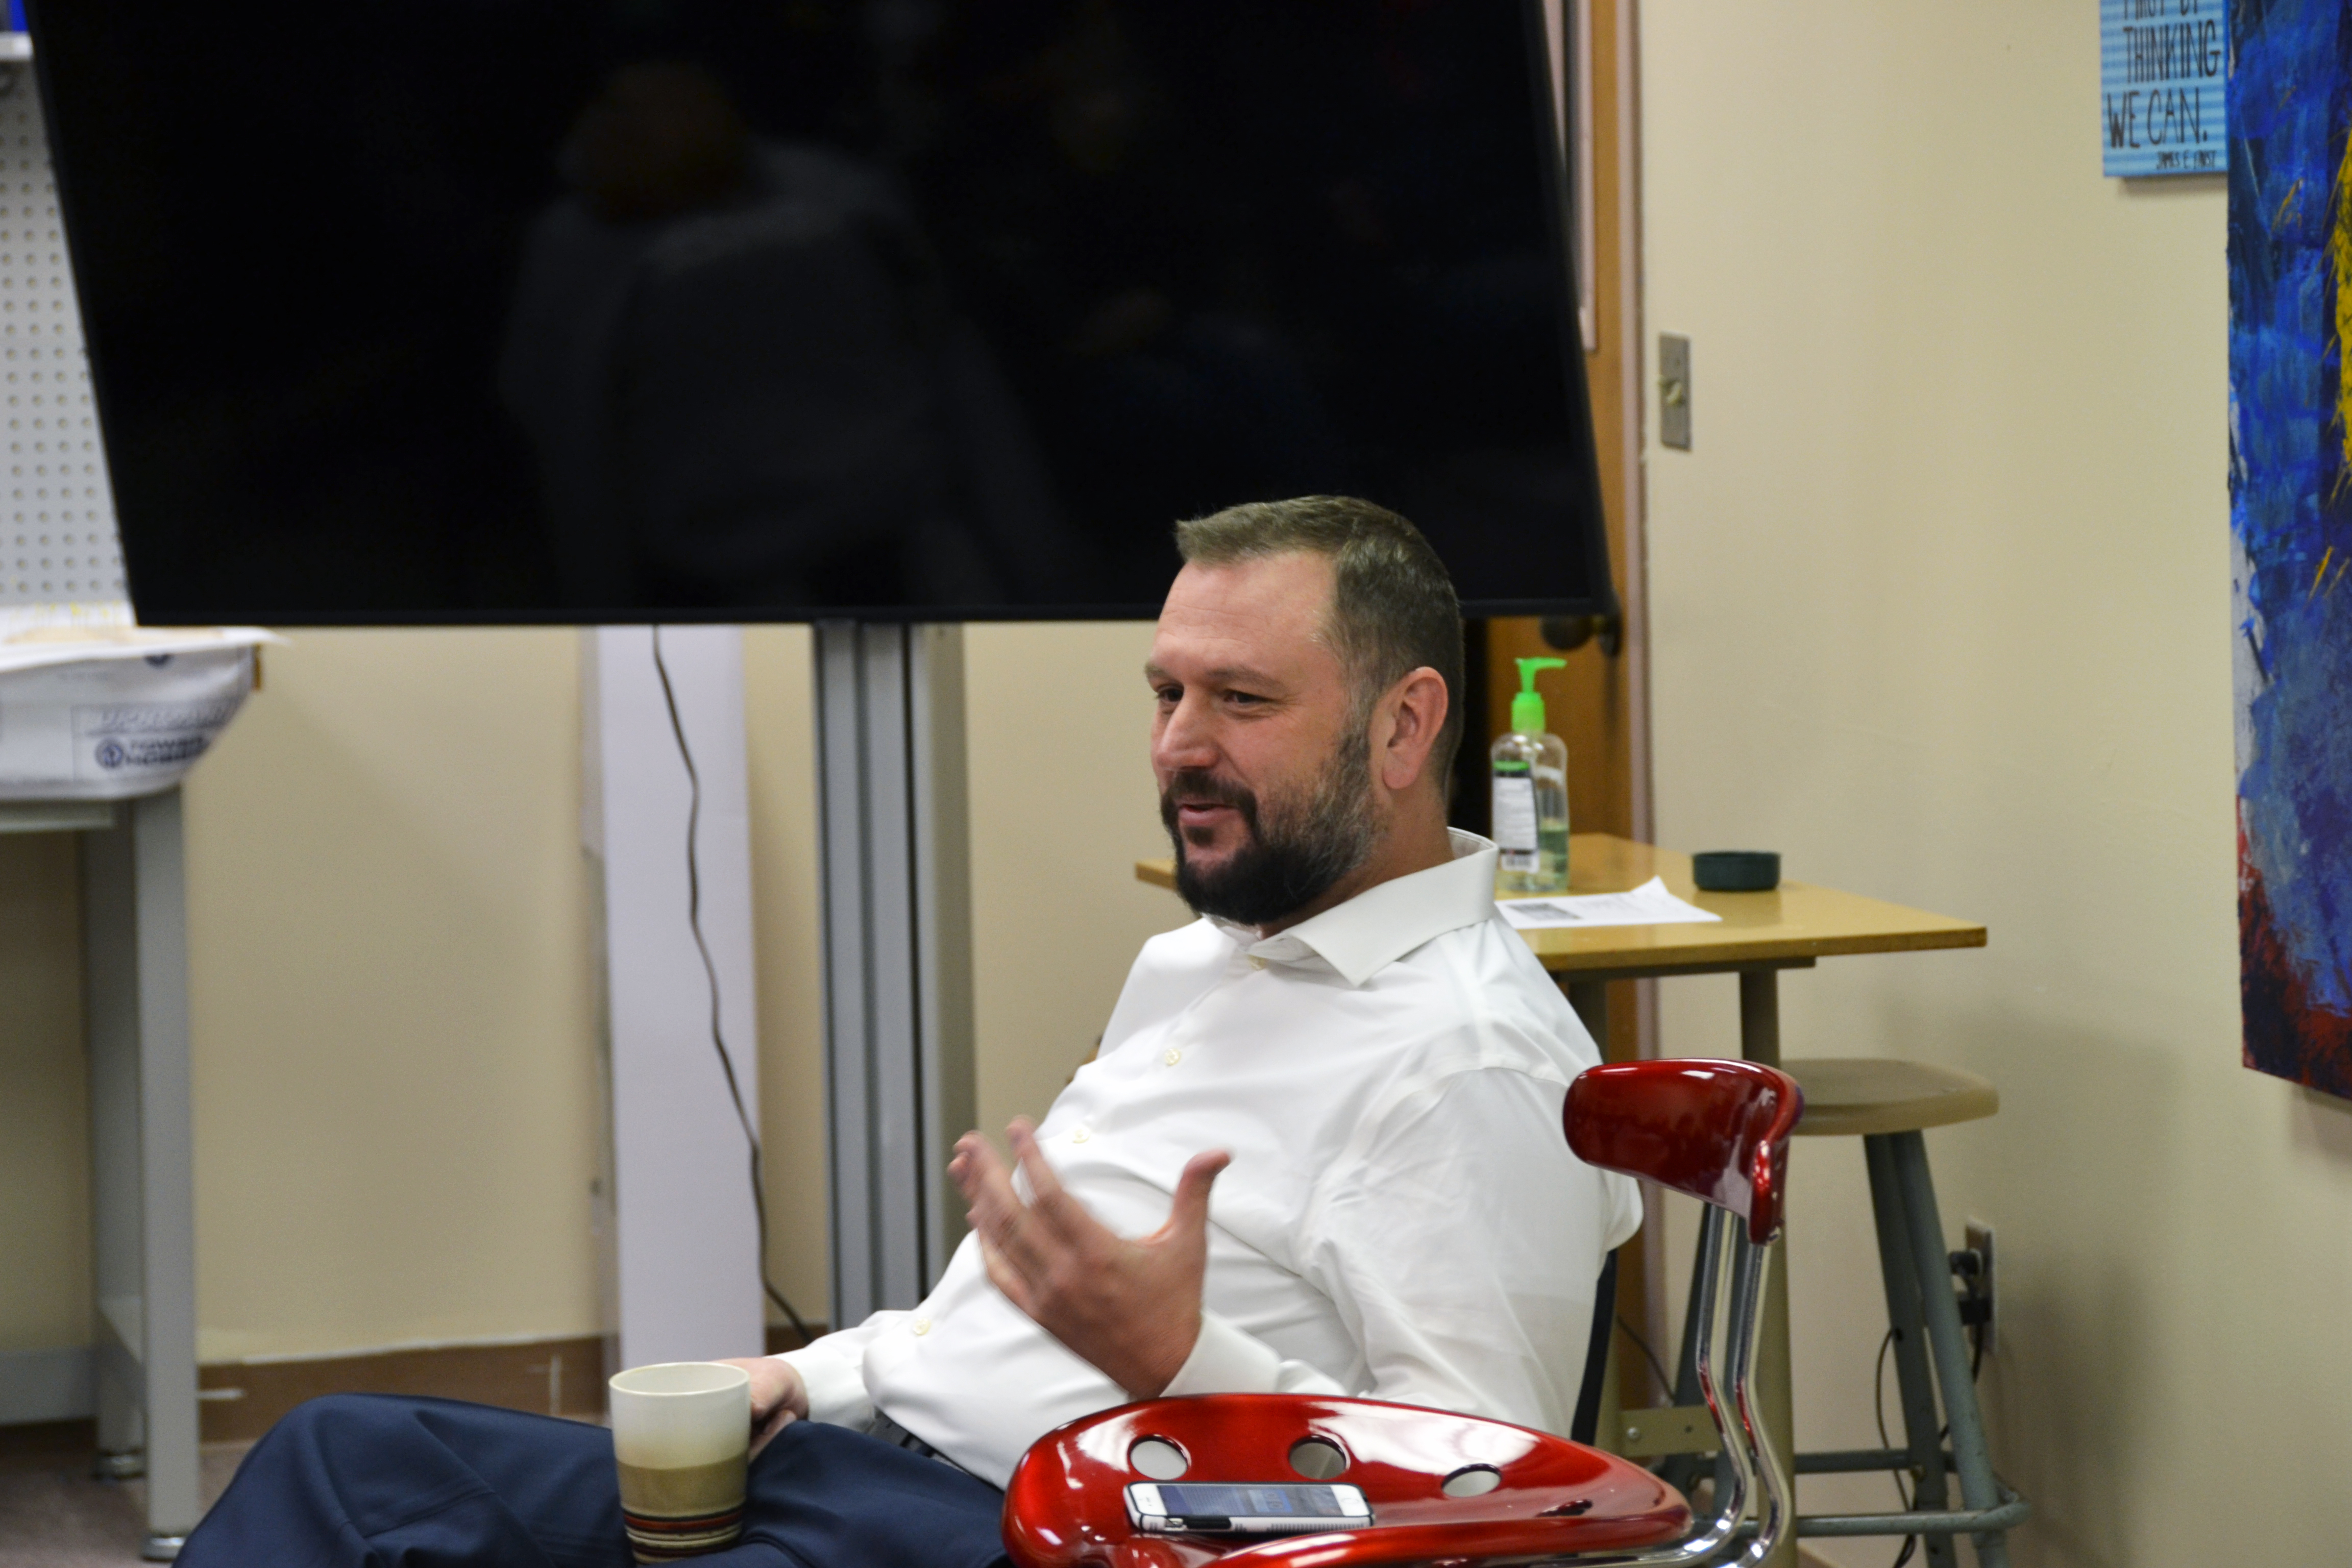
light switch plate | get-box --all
[1658,333,1692,450]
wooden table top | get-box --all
[1133,833,1986,981]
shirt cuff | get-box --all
[774,1341,875,1429]
[1162,1309,1284,1396]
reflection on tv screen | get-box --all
[31,0,1609,622]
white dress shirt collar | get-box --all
[1211,828,1500,987]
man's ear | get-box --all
[1376,666,1450,794]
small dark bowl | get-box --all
[1692,850,1780,892]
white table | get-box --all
[4,789,201,1560]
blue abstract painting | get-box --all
[2231,0,2352,1096]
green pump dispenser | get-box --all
[1491,657,1571,894]
[1511,657,1566,736]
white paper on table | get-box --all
[1495,876,1723,929]
[0,624,281,676]
[0,628,284,799]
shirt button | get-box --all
[1249,954,1268,970]
[911,1317,932,1336]
[1070,1126,1091,1143]
[1164,1048,1183,1066]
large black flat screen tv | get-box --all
[28,0,1614,624]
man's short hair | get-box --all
[1174,496,1466,778]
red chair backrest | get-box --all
[1564,1060,1801,1244]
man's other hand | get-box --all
[950,1118,1230,1400]
[712,1356,807,1457]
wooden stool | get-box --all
[1782,1058,2026,1567]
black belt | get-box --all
[867,1411,966,1473]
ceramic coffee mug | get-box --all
[609,1362,752,1561]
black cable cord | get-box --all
[1615,1314,1677,1403]
[650,627,817,1348]
[1870,1267,1993,1568]
[1872,1329,1919,1568]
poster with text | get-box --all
[2105,0,2226,176]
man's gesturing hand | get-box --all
[950,1118,1230,1401]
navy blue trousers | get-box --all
[180,1394,1013,1568]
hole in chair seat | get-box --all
[1129,1438,1188,1479]
[1440,1464,1502,1498]
[1288,1437,1349,1479]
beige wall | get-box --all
[965,622,1192,1138]
[1640,6,2347,1564]
[0,834,88,1355]
[0,619,1180,1367]
[183,630,605,1361]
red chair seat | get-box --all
[1002,1394,1690,1568]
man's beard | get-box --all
[1161,733,1378,927]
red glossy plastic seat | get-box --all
[1003,1395,1686,1568]
[1001,1059,1803,1568]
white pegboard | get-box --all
[0,62,129,629]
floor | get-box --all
[0,1424,248,1567]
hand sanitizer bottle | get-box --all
[1492,656,1570,895]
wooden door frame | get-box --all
[1490,0,1647,843]
[1490,0,1660,1404]
[1604,0,1650,854]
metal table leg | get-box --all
[1735,967,1796,1568]
[83,788,201,1559]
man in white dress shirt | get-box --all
[178,496,1638,1568]
[733,494,1640,1485]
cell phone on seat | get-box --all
[1125,1481,1373,1535]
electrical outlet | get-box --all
[1964,1220,1996,1355]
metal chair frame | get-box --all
[1557,1202,1788,1568]
[1558,1061,1798,1568]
